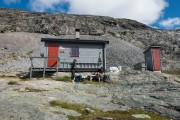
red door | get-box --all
[152,48,161,71]
[48,43,59,67]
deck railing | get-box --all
[60,62,102,69]
[29,57,102,79]
[29,57,60,79]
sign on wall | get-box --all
[59,46,65,53]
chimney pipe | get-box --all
[75,28,80,40]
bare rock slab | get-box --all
[132,114,151,119]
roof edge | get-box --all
[143,44,161,53]
[41,38,109,44]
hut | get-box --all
[144,44,161,72]
[30,29,109,78]
[41,38,109,72]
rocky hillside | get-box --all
[0,8,179,71]
[0,32,144,71]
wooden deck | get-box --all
[31,67,99,72]
[29,57,101,79]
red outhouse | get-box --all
[144,45,161,72]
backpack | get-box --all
[75,75,83,82]
[103,75,111,83]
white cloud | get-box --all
[3,0,20,5]
[29,0,67,12]
[160,18,180,29]
[68,0,168,24]
[29,0,168,24]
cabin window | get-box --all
[70,47,79,57]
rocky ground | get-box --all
[0,71,179,120]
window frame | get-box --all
[70,46,79,57]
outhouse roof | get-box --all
[41,38,109,44]
[143,44,161,53]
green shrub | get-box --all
[55,76,71,82]
[8,81,19,85]
[25,87,48,92]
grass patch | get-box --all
[50,100,85,113]
[19,71,55,80]
[0,74,6,78]
[55,76,109,85]
[50,100,170,120]
[7,81,19,85]
[55,76,71,82]
[69,109,170,120]
[26,50,33,56]
[82,80,107,85]
[164,69,180,75]
[25,87,48,92]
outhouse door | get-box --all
[48,43,59,67]
[152,48,161,71]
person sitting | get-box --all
[75,74,84,83]
[98,67,104,74]
[91,67,103,82]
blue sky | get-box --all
[0,0,180,29]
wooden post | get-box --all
[43,57,46,79]
[56,57,59,77]
[30,68,32,79]
[103,44,106,71]
[30,57,33,79]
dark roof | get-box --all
[144,44,161,53]
[41,38,109,44]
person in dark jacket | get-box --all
[71,59,77,83]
